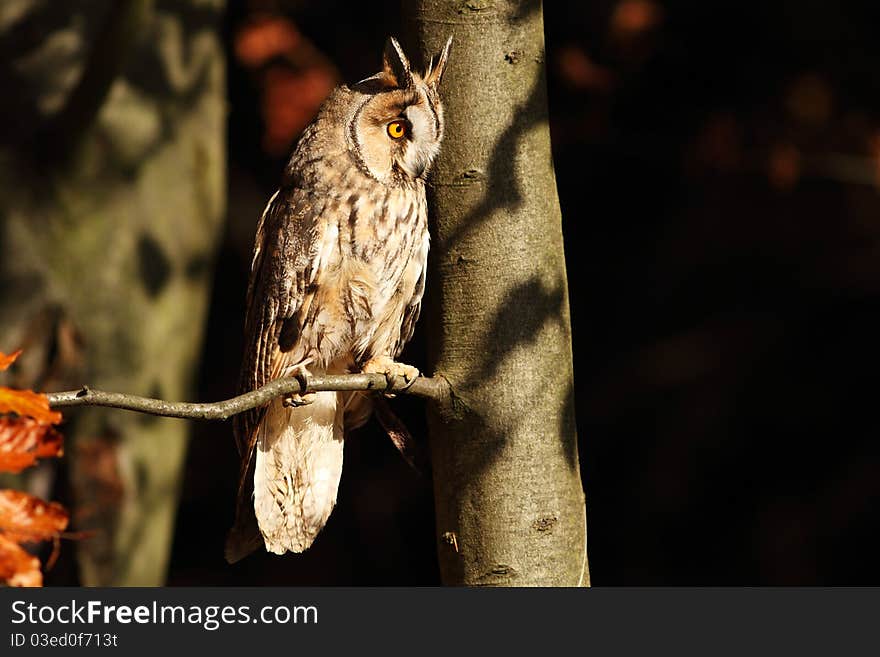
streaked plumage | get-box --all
[226,36,451,561]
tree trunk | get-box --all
[0,0,226,585]
[404,0,589,586]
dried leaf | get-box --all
[0,350,21,371]
[0,348,68,587]
[0,489,69,543]
[262,66,336,155]
[234,16,338,156]
[0,417,64,474]
[234,16,301,68]
[556,46,614,92]
[0,533,41,587]
[611,0,663,39]
[786,74,833,127]
[768,143,801,190]
[0,387,62,425]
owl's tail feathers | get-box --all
[251,391,344,554]
[225,391,345,562]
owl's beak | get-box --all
[399,144,432,180]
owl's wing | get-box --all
[395,255,427,357]
[227,186,326,562]
[233,185,324,464]
[397,292,422,357]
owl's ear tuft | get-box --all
[383,36,413,89]
[425,36,453,89]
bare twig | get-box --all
[47,374,451,421]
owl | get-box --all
[226,36,452,562]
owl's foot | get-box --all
[282,364,315,407]
[362,356,419,396]
[283,392,315,407]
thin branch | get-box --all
[47,374,451,421]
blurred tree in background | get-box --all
[0,0,225,585]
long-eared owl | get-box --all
[226,36,452,561]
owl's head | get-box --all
[343,36,452,186]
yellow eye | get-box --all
[387,120,407,139]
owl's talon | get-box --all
[280,363,314,407]
[283,392,315,407]
[362,356,419,396]
[295,369,311,395]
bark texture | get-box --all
[404,0,589,585]
[0,0,225,585]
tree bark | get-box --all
[404,0,589,585]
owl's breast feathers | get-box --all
[233,180,428,457]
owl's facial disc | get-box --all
[350,85,443,184]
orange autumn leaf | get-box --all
[611,0,663,39]
[235,16,301,68]
[0,533,41,587]
[0,489,69,544]
[0,350,21,371]
[0,348,68,587]
[0,387,62,425]
[0,349,60,424]
[0,417,64,474]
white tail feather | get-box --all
[253,391,344,553]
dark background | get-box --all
[165,0,880,584]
